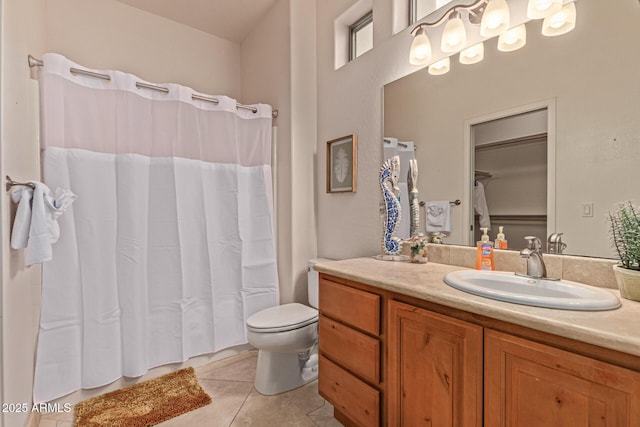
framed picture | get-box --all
[326,134,357,193]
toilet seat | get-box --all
[247,303,318,333]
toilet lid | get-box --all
[247,303,318,332]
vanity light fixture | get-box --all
[526,0,562,20]
[429,57,451,75]
[497,24,527,51]
[409,0,577,75]
[409,26,432,65]
[480,0,510,37]
[441,11,467,53]
[459,42,485,64]
[542,2,576,36]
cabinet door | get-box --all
[387,301,483,427]
[485,329,640,426]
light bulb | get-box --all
[480,0,510,37]
[527,0,562,19]
[410,27,432,65]
[441,14,467,53]
[498,24,526,52]
[542,2,576,36]
[428,57,450,75]
[459,42,484,65]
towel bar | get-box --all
[419,199,461,207]
[5,175,36,192]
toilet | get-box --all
[246,259,327,395]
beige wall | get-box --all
[46,0,242,98]
[318,0,640,260]
[317,0,415,260]
[1,0,46,424]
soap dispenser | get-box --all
[496,226,508,249]
[475,227,495,271]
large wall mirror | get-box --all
[384,0,640,259]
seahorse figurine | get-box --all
[379,155,402,255]
[407,159,420,237]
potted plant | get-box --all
[609,202,640,301]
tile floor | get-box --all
[38,351,343,427]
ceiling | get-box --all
[117,0,278,43]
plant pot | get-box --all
[612,265,640,302]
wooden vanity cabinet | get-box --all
[318,273,640,427]
[387,301,483,427]
[485,329,640,426]
[318,274,384,427]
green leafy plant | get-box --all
[609,202,640,270]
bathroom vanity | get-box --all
[316,258,640,427]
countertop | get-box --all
[314,257,640,358]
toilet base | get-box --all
[254,347,319,395]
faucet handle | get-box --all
[548,232,564,243]
[524,236,542,251]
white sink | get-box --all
[443,270,621,311]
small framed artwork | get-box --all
[326,134,357,193]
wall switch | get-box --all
[581,202,594,217]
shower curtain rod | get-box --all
[28,55,278,119]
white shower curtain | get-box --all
[33,53,279,403]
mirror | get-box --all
[383,0,640,259]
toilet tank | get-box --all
[307,258,331,309]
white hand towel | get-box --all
[10,186,34,249]
[10,182,76,266]
[426,201,451,233]
[474,181,491,230]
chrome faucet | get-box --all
[547,232,567,254]
[520,236,547,278]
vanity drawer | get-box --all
[319,315,381,384]
[319,278,381,336]
[319,355,380,427]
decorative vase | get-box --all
[612,265,640,302]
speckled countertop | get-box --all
[314,257,640,358]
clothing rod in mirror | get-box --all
[27,55,278,118]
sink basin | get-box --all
[443,270,621,311]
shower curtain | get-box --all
[33,53,279,403]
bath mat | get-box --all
[74,367,211,427]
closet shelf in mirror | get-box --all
[474,170,492,178]
[475,214,547,223]
[475,133,547,151]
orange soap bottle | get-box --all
[496,226,508,249]
[475,227,495,271]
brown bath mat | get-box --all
[74,367,211,427]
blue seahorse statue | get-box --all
[380,155,402,255]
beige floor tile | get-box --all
[196,351,258,383]
[157,379,252,427]
[231,381,324,427]
[39,350,342,427]
[307,402,344,427]
[39,408,75,423]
